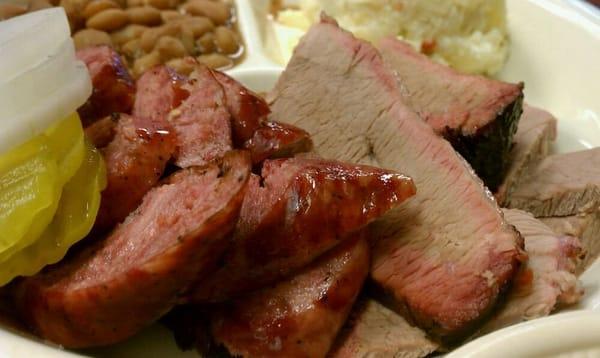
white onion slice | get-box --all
[0,8,70,84]
[0,8,92,154]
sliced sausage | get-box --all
[212,70,270,146]
[14,151,251,348]
[133,65,190,123]
[170,65,232,167]
[188,157,416,303]
[84,113,119,149]
[134,64,233,168]
[244,120,313,165]
[76,46,135,126]
[212,234,370,358]
[93,113,177,232]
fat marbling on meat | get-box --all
[268,16,524,341]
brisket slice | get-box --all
[479,209,582,333]
[379,37,524,190]
[243,120,313,165]
[188,157,415,303]
[211,234,369,358]
[93,113,177,232]
[542,212,600,275]
[495,105,557,205]
[76,46,135,126]
[14,151,251,348]
[506,148,600,217]
[329,299,437,358]
[268,17,523,341]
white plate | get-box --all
[1,0,599,356]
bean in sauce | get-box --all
[4,0,245,75]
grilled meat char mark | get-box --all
[14,151,251,349]
[93,113,177,232]
[379,38,524,191]
[189,157,416,303]
[76,46,135,126]
[268,16,523,341]
[212,233,369,358]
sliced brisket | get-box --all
[76,46,135,126]
[93,113,177,231]
[379,37,524,190]
[496,105,557,205]
[211,234,369,358]
[542,212,600,275]
[329,299,437,358]
[14,152,251,348]
[188,157,415,303]
[506,148,600,217]
[268,17,523,341]
[480,209,582,333]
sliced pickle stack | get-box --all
[0,9,104,285]
[0,114,106,285]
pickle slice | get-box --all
[0,135,61,259]
[0,141,106,285]
[44,113,85,186]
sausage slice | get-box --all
[14,151,251,348]
[189,157,415,303]
[134,65,233,168]
[76,46,135,126]
[244,121,313,165]
[133,65,189,123]
[211,234,369,358]
[93,113,177,231]
[212,71,270,146]
[171,66,233,167]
